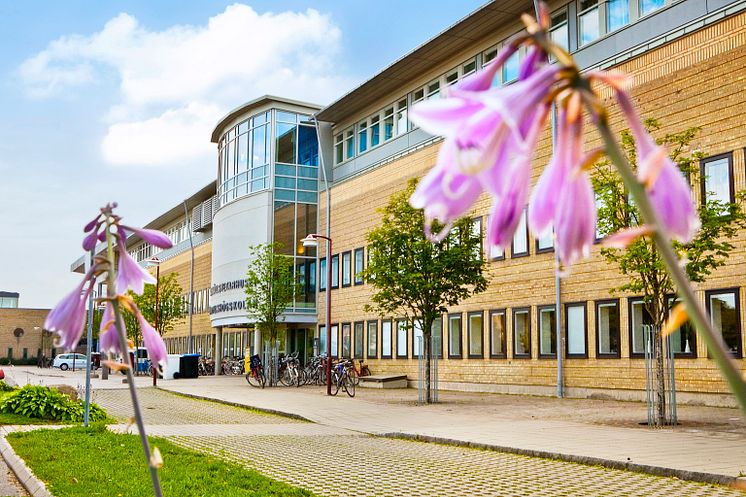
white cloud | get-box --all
[19,4,350,167]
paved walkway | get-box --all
[93,388,744,497]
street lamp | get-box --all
[301,233,333,396]
[146,256,161,386]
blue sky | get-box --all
[0,1,486,308]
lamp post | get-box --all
[301,233,332,396]
[146,256,161,386]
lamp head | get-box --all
[301,235,319,248]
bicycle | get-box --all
[345,358,371,387]
[245,354,266,388]
[279,352,303,387]
[331,360,355,397]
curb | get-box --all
[382,432,746,490]
[0,429,53,497]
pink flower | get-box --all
[615,89,699,242]
[44,279,92,351]
[119,225,173,249]
[98,302,124,355]
[116,237,156,295]
[137,311,167,367]
[555,171,597,266]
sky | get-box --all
[0,1,487,309]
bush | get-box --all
[0,385,107,422]
[0,380,15,392]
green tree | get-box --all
[125,273,185,346]
[244,243,299,346]
[362,179,487,403]
[593,119,746,425]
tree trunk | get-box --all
[652,323,667,426]
[424,327,432,404]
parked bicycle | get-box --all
[279,352,303,387]
[198,356,215,376]
[245,354,265,388]
[345,358,371,387]
[221,356,244,375]
[332,359,355,397]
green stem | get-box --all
[104,217,164,497]
[597,120,746,416]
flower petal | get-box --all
[98,303,124,355]
[45,282,91,351]
[555,172,597,267]
[120,225,173,249]
[602,225,654,249]
[137,310,168,367]
[116,239,156,295]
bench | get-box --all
[359,374,408,389]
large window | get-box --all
[468,311,484,358]
[413,320,423,357]
[706,289,741,357]
[607,0,630,32]
[489,309,507,358]
[550,9,569,51]
[538,305,557,357]
[701,153,733,212]
[448,313,462,359]
[319,258,326,291]
[640,0,665,16]
[565,303,587,358]
[511,209,529,257]
[578,0,601,46]
[330,254,339,289]
[513,308,531,358]
[596,300,620,357]
[354,248,364,285]
[341,251,352,287]
[381,320,393,358]
[432,318,443,359]
[353,322,365,359]
[629,298,652,357]
[667,297,695,358]
[330,324,339,358]
[319,325,326,356]
[396,319,408,358]
[341,323,351,358]
[536,229,554,253]
[367,321,378,359]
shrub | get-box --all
[0,385,107,422]
[0,380,15,393]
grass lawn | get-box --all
[8,425,315,497]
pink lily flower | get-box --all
[119,225,173,249]
[615,89,699,242]
[98,302,124,355]
[116,237,156,295]
[555,170,597,266]
[137,311,168,367]
[44,279,92,351]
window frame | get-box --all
[628,297,651,359]
[537,304,558,359]
[330,324,339,358]
[665,295,696,359]
[330,254,339,289]
[489,308,507,358]
[467,311,485,359]
[366,320,378,359]
[471,216,483,260]
[512,307,532,359]
[565,302,588,359]
[447,312,463,359]
[700,152,734,208]
[535,229,554,254]
[511,209,530,258]
[396,319,409,359]
[705,288,742,358]
[594,299,622,359]
[341,251,352,288]
[381,319,393,359]
[354,247,364,285]
[341,322,352,358]
[431,315,444,359]
[319,257,326,292]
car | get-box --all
[52,353,90,371]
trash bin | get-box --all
[179,354,200,379]
[163,354,182,380]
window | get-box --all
[607,0,630,32]
[370,115,380,147]
[358,120,368,154]
[341,251,352,287]
[629,298,652,357]
[334,134,343,164]
[330,255,339,289]
[354,322,364,359]
[550,10,569,51]
[468,311,484,358]
[701,153,733,212]
[330,324,339,357]
[448,313,462,359]
[511,209,529,257]
[319,258,326,291]
[396,319,408,358]
[513,308,531,358]
[596,300,619,357]
[318,325,326,355]
[538,305,557,357]
[432,317,443,358]
[706,289,741,357]
[666,297,695,358]
[503,50,520,83]
[354,248,364,285]
[578,0,601,46]
[490,309,507,358]
[595,194,607,240]
[345,129,354,160]
[381,320,393,358]
[640,0,665,16]
[395,99,408,135]
[426,80,440,100]
[471,217,483,260]
[384,106,394,141]
[565,303,587,357]
[342,323,351,358]
[367,321,378,358]
[536,229,554,253]
[413,320,423,357]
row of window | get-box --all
[317,289,740,360]
[181,288,210,315]
[318,248,365,290]
[333,0,676,166]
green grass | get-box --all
[8,425,315,497]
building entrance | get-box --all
[287,328,310,366]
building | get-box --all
[0,292,19,309]
[0,303,53,364]
[74,0,746,405]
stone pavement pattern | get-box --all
[96,388,744,497]
[0,465,29,497]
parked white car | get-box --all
[52,353,90,371]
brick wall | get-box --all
[0,308,52,361]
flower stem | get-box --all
[597,119,746,416]
[104,217,164,497]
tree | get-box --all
[593,118,746,425]
[362,179,487,403]
[244,243,298,346]
[125,272,185,346]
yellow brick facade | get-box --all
[0,308,53,363]
[316,13,746,404]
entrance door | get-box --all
[287,329,308,366]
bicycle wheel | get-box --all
[361,365,371,377]
[279,368,293,387]
[343,374,356,397]
[246,370,262,388]
[348,367,359,386]
[331,371,341,396]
